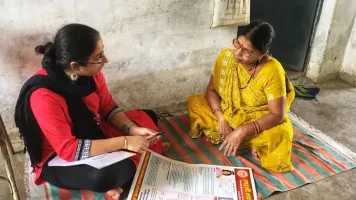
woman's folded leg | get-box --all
[41,158,136,193]
[187,93,221,144]
[241,119,294,172]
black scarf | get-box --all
[15,65,105,167]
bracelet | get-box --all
[212,108,222,114]
[241,125,247,136]
[251,121,257,135]
[124,136,128,150]
[254,121,261,134]
[252,121,261,135]
[241,125,249,141]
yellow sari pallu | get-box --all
[187,48,295,172]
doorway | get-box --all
[238,0,322,71]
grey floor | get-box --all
[1,73,356,200]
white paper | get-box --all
[48,151,135,169]
[128,151,258,200]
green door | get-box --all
[238,0,321,71]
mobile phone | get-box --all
[148,132,163,140]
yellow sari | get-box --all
[187,48,295,172]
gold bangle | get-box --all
[251,122,258,135]
[252,121,261,134]
[124,136,128,150]
[254,121,261,134]
[241,125,247,135]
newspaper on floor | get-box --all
[128,151,257,200]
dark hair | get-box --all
[35,23,100,69]
[240,20,275,52]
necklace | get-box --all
[239,67,256,89]
[238,55,271,89]
[239,61,258,90]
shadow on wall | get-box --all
[2,32,52,81]
[0,30,53,132]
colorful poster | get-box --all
[128,151,257,200]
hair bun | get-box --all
[34,45,45,55]
[34,42,54,55]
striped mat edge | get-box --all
[25,112,356,200]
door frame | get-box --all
[302,0,324,72]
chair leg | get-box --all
[0,133,20,200]
[0,115,20,200]
[0,116,15,155]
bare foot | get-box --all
[163,142,171,153]
[251,148,260,161]
[105,188,123,200]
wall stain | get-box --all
[0,1,234,134]
[176,77,187,83]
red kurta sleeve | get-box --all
[95,72,120,120]
[30,89,91,162]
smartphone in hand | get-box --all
[148,132,163,141]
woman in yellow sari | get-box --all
[187,21,295,172]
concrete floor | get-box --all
[267,73,356,200]
[1,74,356,200]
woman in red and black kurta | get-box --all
[15,24,165,199]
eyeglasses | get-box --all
[77,51,105,65]
[232,38,255,58]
